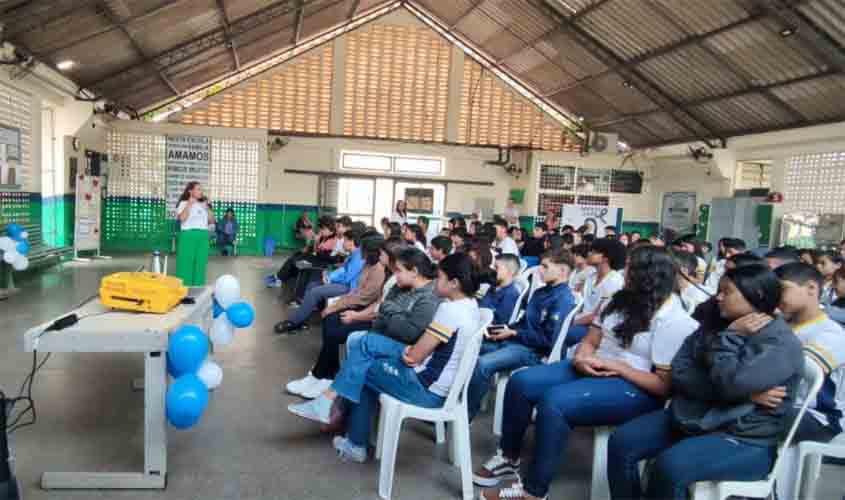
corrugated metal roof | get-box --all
[536,29,608,81]
[302,0,357,38]
[610,119,659,145]
[650,0,750,35]
[578,0,687,60]
[637,45,748,102]
[630,111,688,141]
[414,0,478,26]
[479,0,558,43]
[129,0,222,55]
[551,85,622,124]
[798,0,845,49]
[585,72,658,115]
[691,93,797,133]
[704,18,830,85]
[545,0,603,17]
[772,74,845,122]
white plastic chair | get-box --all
[375,309,494,500]
[492,300,581,436]
[688,357,825,500]
[508,276,530,326]
[776,368,845,500]
[519,259,528,275]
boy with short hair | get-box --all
[428,235,453,263]
[479,254,522,326]
[494,218,520,257]
[568,238,627,347]
[770,263,845,444]
[672,250,711,313]
[522,223,548,259]
[568,243,595,295]
[467,250,577,421]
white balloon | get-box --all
[197,359,223,389]
[11,255,28,271]
[214,274,241,308]
[209,315,234,346]
[3,250,17,264]
[0,237,14,253]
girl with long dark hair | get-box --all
[607,264,804,500]
[392,200,408,224]
[175,181,215,286]
[288,252,481,464]
[476,246,699,500]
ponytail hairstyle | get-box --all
[396,247,437,280]
[438,252,481,298]
[602,245,676,348]
[179,181,200,204]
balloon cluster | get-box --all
[165,275,255,429]
[0,223,30,271]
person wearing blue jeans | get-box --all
[476,246,699,500]
[275,228,366,334]
[607,264,804,500]
[467,250,576,421]
[287,253,482,463]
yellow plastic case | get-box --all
[100,272,188,314]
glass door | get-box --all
[337,177,376,226]
[394,181,446,235]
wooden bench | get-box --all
[0,223,72,297]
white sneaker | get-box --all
[300,378,333,400]
[286,373,318,396]
[288,395,332,424]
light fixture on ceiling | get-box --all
[578,116,585,122]
[780,26,797,37]
[56,60,75,70]
[622,80,632,88]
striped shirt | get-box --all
[416,298,481,397]
[794,313,845,433]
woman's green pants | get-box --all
[176,229,209,287]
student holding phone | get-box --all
[466,249,578,421]
[175,181,215,287]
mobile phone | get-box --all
[486,324,506,337]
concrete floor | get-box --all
[1,255,843,500]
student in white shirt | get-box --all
[403,224,427,253]
[567,238,627,348]
[503,197,520,227]
[476,246,698,500]
[494,218,520,257]
[288,253,481,464]
[815,250,843,306]
[704,237,746,291]
[391,199,408,225]
[175,181,215,287]
[672,250,713,313]
[568,243,596,297]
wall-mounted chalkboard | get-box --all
[611,170,643,194]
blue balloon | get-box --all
[226,302,255,328]
[5,223,23,240]
[16,241,29,255]
[166,374,209,429]
[167,354,182,378]
[212,297,224,318]
[167,325,209,375]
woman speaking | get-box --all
[176,181,215,287]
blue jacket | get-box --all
[513,282,576,355]
[479,282,521,326]
[328,248,364,289]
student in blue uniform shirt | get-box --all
[479,254,522,326]
[467,249,577,421]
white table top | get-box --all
[22,287,214,353]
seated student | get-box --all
[386,221,402,241]
[216,208,239,256]
[674,236,707,282]
[428,235,452,263]
[800,248,818,266]
[630,231,641,244]
[522,223,548,259]
[479,254,522,326]
[772,263,845,445]
[509,226,525,251]
[403,224,427,253]
[815,250,843,305]
[451,228,469,254]
[275,229,367,334]
[604,226,617,239]
[568,243,595,296]
[417,215,436,247]
[568,238,627,347]
[765,246,800,270]
[704,237,747,290]
[380,217,391,237]
[828,267,845,326]
[287,253,482,463]
[468,250,577,421]
[476,246,698,500]
[266,215,337,288]
[673,250,712,313]
[494,218,520,257]
[332,216,353,259]
[607,264,804,500]
[691,252,766,334]
[618,233,630,246]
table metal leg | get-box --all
[41,351,167,490]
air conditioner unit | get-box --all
[589,132,618,153]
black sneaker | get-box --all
[274,321,306,335]
[473,450,521,487]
